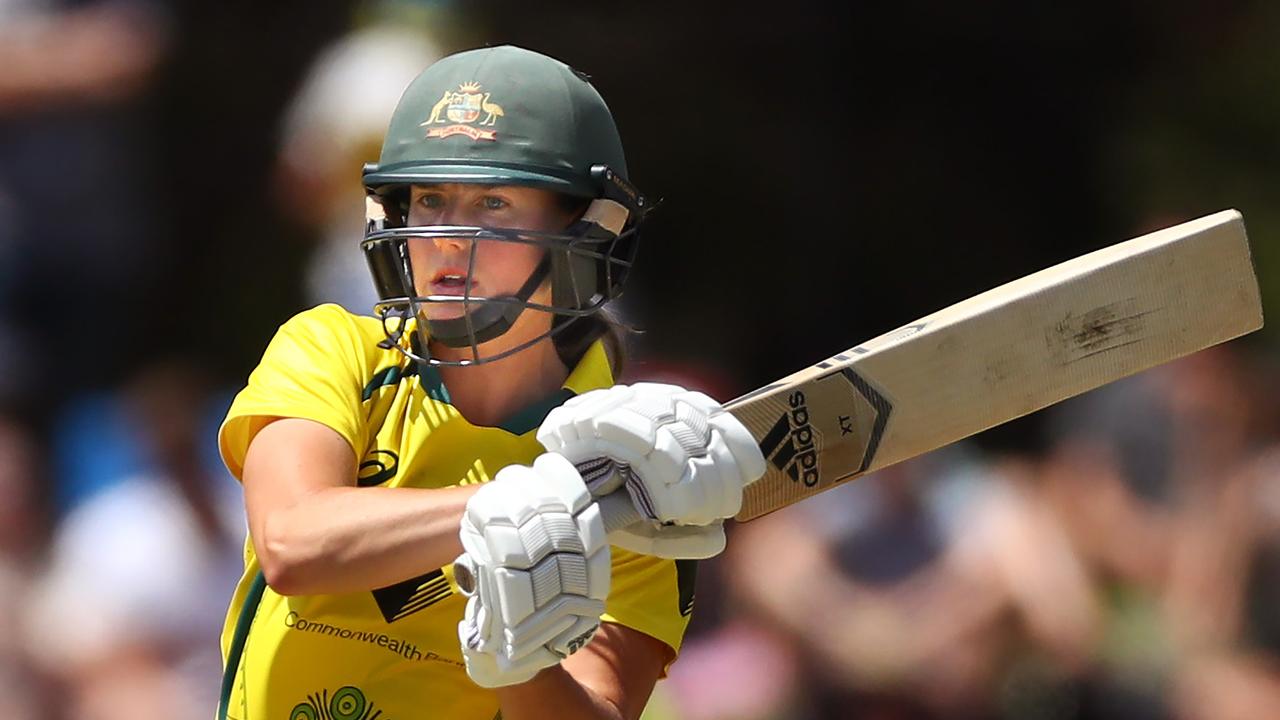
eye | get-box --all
[417,193,445,210]
[481,195,509,211]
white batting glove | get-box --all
[537,383,767,559]
[454,453,611,688]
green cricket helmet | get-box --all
[361,44,647,366]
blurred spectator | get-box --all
[23,360,243,719]
[1045,347,1280,720]
[0,415,51,719]
[274,14,446,314]
[0,0,170,415]
[722,449,1100,720]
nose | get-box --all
[431,233,469,252]
[421,209,464,251]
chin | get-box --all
[420,307,467,322]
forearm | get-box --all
[495,666,625,720]
[259,484,478,595]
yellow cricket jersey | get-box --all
[216,304,695,720]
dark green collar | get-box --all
[404,334,613,435]
[497,387,575,434]
[415,362,576,435]
[416,363,452,405]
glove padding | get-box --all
[455,453,610,688]
[537,383,766,559]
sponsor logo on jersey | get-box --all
[758,391,821,487]
[371,568,454,623]
[290,686,390,720]
[421,81,504,141]
[357,449,399,487]
[285,612,435,664]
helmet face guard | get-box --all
[360,46,648,366]
[361,169,642,366]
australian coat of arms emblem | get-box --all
[421,82,503,141]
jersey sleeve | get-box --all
[219,304,373,480]
[601,549,696,672]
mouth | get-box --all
[428,269,474,296]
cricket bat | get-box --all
[600,209,1263,529]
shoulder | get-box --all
[262,304,401,374]
[275,303,387,347]
[219,305,402,478]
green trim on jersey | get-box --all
[218,571,267,720]
[417,363,452,404]
[361,361,452,405]
[361,365,413,402]
[675,560,698,617]
[497,388,575,435]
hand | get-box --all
[454,453,611,688]
[537,383,766,559]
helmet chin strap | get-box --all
[425,256,552,349]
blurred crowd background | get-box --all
[1,1,1278,718]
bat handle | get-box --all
[597,490,642,534]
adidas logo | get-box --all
[759,391,821,487]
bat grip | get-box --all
[597,490,642,534]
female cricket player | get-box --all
[215,45,765,720]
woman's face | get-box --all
[405,183,578,321]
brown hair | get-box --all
[549,193,636,377]
[552,307,634,377]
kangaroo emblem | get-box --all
[423,89,451,125]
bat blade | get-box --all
[731,209,1264,522]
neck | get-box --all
[433,337,570,428]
